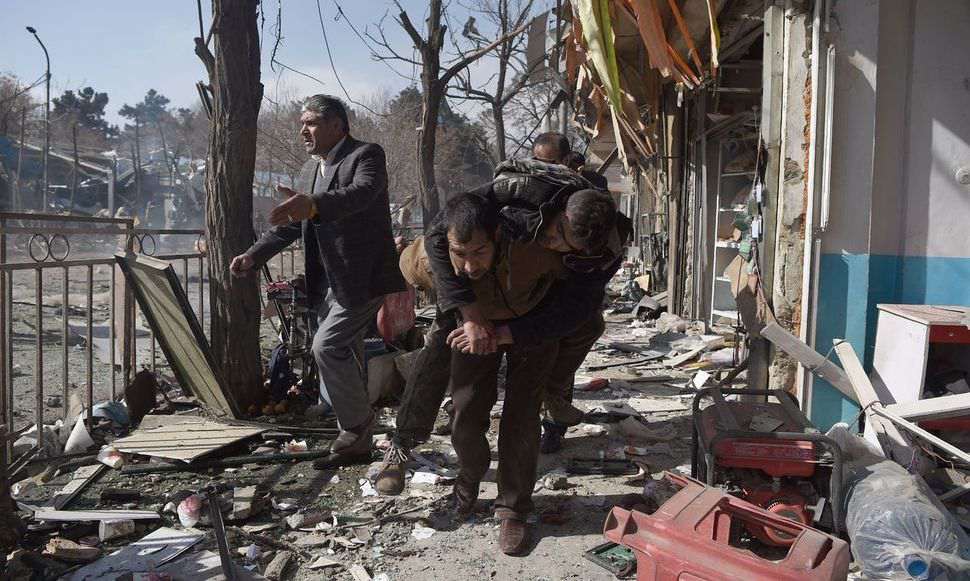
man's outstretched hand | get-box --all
[230,254,255,277]
[268,185,315,226]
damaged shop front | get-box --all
[2,0,970,579]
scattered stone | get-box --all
[231,486,258,521]
[285,510,328,530]
[541,470,569,491]
[98,519,136,541]
[263,549,294,580]
[308,555,341,570]
[44,538,101,563]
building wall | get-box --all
[812,0,970,428]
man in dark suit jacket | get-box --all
[231,94,405,461]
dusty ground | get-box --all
[9,309,718,580]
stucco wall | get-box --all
[812,0,970,428]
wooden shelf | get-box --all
[721,170,756,178]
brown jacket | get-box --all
[400,235,564,321]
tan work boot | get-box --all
[374,443,410,496]
[499,518,529,555]
[330,413,374,457]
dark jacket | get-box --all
[426,159,632,344]
[402,235,564,320]
[248,137,405,309]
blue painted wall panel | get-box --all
[811,253,970,429]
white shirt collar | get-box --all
[313,136,348,174]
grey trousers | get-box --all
[313,288,384,430]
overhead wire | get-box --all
[314,0,386,117]
[331,1,414,81]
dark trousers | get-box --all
[541,311,606,425]
[450,339,557,521]
[393,309,457,448]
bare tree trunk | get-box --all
[14,108,25,211]
[418,85,443,226]
[133,119,142,210]
[70,123,79,214]
[195,0,263,411]
[492,103,507,162]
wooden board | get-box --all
[112,416,265,463]
[873,406,970,467]
[876,304,969,326]
[29,507,160,522]
[762,322,857,403]
[833,341,913,463]
[886,392,970,422]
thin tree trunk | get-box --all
[14,108,25,211]
[133,119,142,210]
[419,85,442,227]
[196,0,263,411]
[492,103,507,162]
[70,123,79,214]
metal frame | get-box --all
[115,253,239,418]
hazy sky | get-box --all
[2,0,555,126]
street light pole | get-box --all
[26,26,50,212]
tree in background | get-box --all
[449,0,539,163]
[52,87,115,148]
[194,0,264,412]
[0,74,38,138]
[370,0,530,228]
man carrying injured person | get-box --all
[379,187,628,555]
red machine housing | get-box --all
[691,388,844,547]
[603,472,850,581]
[698,401,817,477]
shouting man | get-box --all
[231,94,405,463]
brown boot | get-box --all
[499,518,529,555]
[330,413,374,457]
[452,477,479,516]
[374,443,410,496]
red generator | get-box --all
[603,472,851,581]
[691,387,844,546]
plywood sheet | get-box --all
[112,416,265,462]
